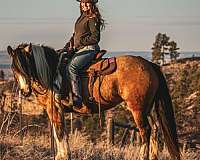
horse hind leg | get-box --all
[128,103,151,160]
[149,115,159,160]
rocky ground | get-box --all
[162,58,200,153]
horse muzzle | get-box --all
[17,75,32,97]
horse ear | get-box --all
[24,43,32,53]
[7,46,14,57]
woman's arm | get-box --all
[64,33,75,50]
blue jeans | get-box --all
[68,50,96,105]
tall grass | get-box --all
[1,130,199,160]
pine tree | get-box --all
[168,41,180,63]
[152,33,180,65]
[151,33,170,65]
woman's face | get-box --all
[81,2,92,12]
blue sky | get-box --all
[0,0,200,51]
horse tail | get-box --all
[151,63,180,160]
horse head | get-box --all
[7,43,33,97]
[8,43,61,97]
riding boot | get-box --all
[71,76,83,110]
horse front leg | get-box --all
[47,104,71,160]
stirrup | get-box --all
[61,99,73,107]
[72,105,90,114]
[73,104,83,110]
[88,96,95,103]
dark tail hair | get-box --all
[152,63,180,160]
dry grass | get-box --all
[1,130,199,160]
[0,134,51,160]
[1,59,200,160]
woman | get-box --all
[62,0,105,110]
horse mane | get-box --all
[31,44,59,89]
[40,45,59,74]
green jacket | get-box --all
[69,12,100,51]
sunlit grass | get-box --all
[0,130,199,160]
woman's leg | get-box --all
[68,50,96,107]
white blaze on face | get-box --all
[18,75,27,90]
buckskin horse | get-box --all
[7,43,180,160]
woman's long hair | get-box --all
[80,3,105,30]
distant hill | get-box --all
[0,50,6,53]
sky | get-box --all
[0,0,200,52]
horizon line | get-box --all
[1,50,200,53]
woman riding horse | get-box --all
[57,0,105,111]
[7,43,181,159]
[6,1,180,159]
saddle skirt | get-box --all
[87,57,117,76]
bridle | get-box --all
[13,69,48,97]
[12,62,33,98]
